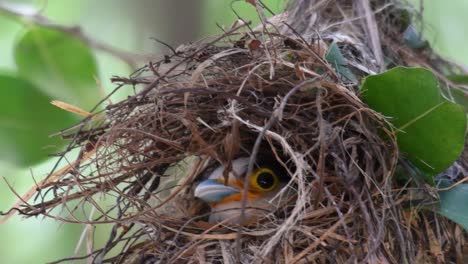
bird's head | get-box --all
[194,157,290,224]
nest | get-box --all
[7,0,468,263]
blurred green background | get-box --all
[0,0,466,263]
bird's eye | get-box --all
[250,168,279,192]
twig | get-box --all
[234,78,318,261]
[136,22,250,99]
[290,207,352,264]
[0,2,150,69]
[357,0,385,71]
[0,148,97,224]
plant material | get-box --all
[2,0,467,263]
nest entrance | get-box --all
[103,69,400,263]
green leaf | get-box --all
[452,89,468,113]
[438,182,468,231]
[325,42,358,83]
[447,74,468,84]
[447,75,468,113]
[0,73,77,166]
[14,26,100,110]
[361,67,467,176]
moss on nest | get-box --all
[8,0,468,263]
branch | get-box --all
[0,2,151,69]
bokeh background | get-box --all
[0,0,466,262]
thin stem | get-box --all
[0,2,151,69]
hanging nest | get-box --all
[6,0,468,263]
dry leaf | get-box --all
[423,217,444,263]
[248,39,261,51]
[51,100,92,117]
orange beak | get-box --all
[194,178,261,206]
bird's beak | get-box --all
[194,179,240,203]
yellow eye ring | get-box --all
[249,168,279,192]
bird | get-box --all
[194,157,290,224]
